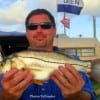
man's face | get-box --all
[26,13,56,51]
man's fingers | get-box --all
[3,68,18,81]
[51,73,66,91]
[12,73,33,92]
[10,69,30,86]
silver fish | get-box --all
[0,50,92,84]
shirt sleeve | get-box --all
[80,72,97,100]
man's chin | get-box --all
[36,42,46,47]
[34,45,47,50]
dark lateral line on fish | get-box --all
[16,55,87,67]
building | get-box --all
[54,35,100,61]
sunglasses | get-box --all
[26,22,53,30]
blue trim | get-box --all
[57,4,83,15]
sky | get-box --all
[0,0,100,42]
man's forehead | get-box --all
[28,14,51,23]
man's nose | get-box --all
[36,25,42,32]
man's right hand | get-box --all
[1,68,33,100]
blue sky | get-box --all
[0,0,100,42]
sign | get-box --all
[57,0,84,15]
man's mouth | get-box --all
[37,37,44,41]
[34,35,46,41]
[34,34,46,41]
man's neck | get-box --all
[28,46,54,52]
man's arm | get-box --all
[0,92,19,100]
[66,91,91,100]
[51,64,96,100]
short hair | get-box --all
[25,9,56,27]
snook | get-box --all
[0,50,91,84]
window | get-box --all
[62,48,95,57]
[77,48,95,57]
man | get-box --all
[0,9,97,100]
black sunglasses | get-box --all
[26,22,53,30]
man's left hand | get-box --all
[51,64,85,98]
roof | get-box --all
[54,37,100,48]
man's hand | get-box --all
[51,64,91,99]
[1,68,33,100]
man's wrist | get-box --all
[65,91,91,100]
[66,91,82,100]
[0,92,19,100]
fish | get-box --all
[0,50,92,85]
